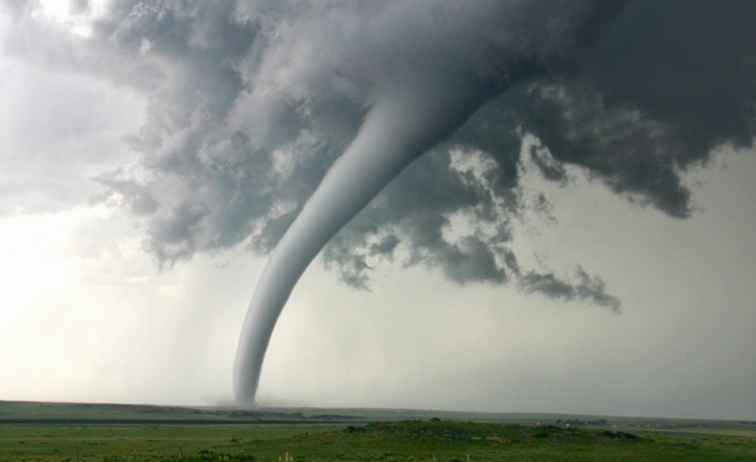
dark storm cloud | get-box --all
[521,268,621,312]
[4,0,756,308]
[503,1,756,217]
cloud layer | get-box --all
[4,0,756,310]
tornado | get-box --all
[233,0,630,405]
[233,85,488,404]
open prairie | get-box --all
[2,401,755,461]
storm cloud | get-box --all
[3,0,756,310]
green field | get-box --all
[2,420,756,461]
[1,401,756,461]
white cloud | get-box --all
[34,0,108,37]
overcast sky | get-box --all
[1,1,755,420]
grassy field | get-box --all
[2,420,756,461]
[2,401,755,461]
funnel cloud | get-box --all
[3,0,756,406]
[232,0,632,404]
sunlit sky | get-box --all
[29,0,104,36]
[1,0,755,420]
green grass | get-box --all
[0,423,341,461]
[2,420,756,461]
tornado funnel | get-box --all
[233,88,485,404]
[232,0,629,405]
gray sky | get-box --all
[1,1,755,420]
